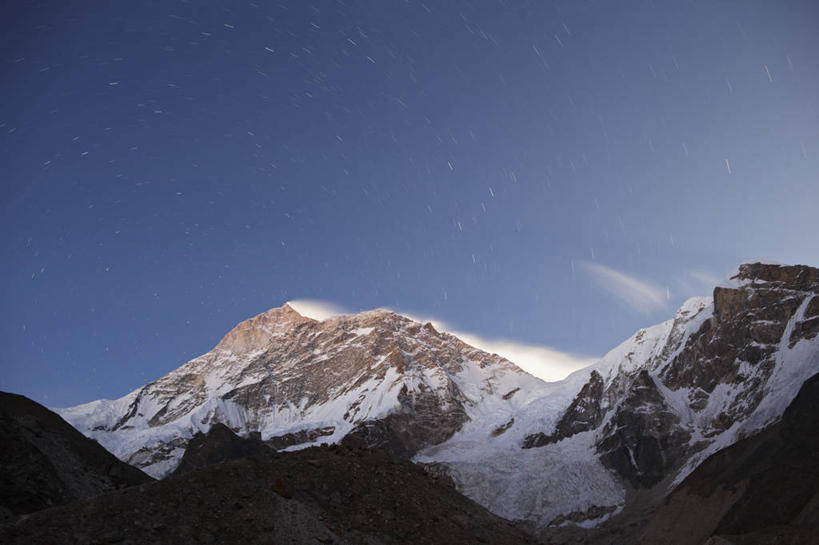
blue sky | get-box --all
[2,1,818,406]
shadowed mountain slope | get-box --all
[637,372,819,545]
[0,392,151,522]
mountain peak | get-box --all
[730,262,819,290]
[214,304,314,354]
[61,300,541,478]
[280,302,301,315]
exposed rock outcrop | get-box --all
[341,382,469,457]
[662,263,819,422]
[266,426,336,450]
[523,370,604,448]
[171,423,269,476]
[597,370,690,488]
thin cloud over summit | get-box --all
[582,262,668,314]
[288,299,595,382]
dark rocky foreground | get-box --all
[2,368,819,545]
[171,422,269,476]
[0,392,151,522]
[4,374,818,545]
[0,443,537,545]
[637,372,819,545]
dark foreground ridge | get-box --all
[171,422,269,476]
[0,391,151,522]
[638,372,819,545]
[0,442,536,545]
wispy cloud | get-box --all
[436,328,596,382]
[687,270,721,290]
[398,312,595,382]
[582,262,667,313]
[286,299,595,382]
[674,270,722,299]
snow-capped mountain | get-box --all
[416,262,819,530]
[58,262,819,531]
[59,304,546,478]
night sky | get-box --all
[2,1,818,407]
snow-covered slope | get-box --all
[58,262,819,531]
[416,297,713,528]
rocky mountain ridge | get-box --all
[57,262,819,533]
[60,304,544,478]
[414,263,819,531]
[0,392,151,522]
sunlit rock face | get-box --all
[58,303,544,479]
[662,263,819,433]
[57,263,819,532]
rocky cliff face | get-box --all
[417,263,819,531]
